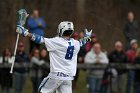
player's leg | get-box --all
[56,80,72,93]
[38,77,63,93]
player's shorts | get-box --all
[38,72,72,93]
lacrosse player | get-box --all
[16,21,92,93]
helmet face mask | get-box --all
[63,30,73,36]
[58,21,74,37]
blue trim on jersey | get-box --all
[38,78,49,92]
[68,42,71,46]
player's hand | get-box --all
[84,36,91,42]
[84,29,92,42]
[84,29,92,37]
[79,28,93,46]
[16,25,29,37]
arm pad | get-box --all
[30,33,44,44]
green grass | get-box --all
[74,70,88,93]
[23,70,87,93]
[24,76,32,93]
[0,67,135,93]
[11,71,130,93]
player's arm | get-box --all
[16,25,45,44]
[79,29,92,46]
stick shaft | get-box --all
[10,34,20,74]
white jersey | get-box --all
[44,37,80,78]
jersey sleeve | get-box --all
[75,40,81,53]
[77,40,81,46]
[44,38,57,51]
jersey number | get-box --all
[65,46,74,60]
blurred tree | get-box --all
[0,0,140,53]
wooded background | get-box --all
[0,0,140,53]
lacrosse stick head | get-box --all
[17,9,29,26]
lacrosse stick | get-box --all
[10,9,29,74]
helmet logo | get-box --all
[68,23,72,30]
[68,23,71,26]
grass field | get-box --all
[73,70,88,93]
[23,70,87,93]
[1,70,129,93]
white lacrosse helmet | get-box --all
[57,21,74,37]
